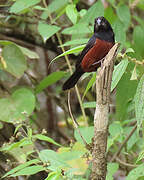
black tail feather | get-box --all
[63,69,84,90]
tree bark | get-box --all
[91,43,120,180]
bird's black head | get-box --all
[94,16,115,42]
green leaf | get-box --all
[33,134,61,146]
[116,4,131,30]
[58,151,85,161]
[10,165,45,177]
[82,101,96,109]
[74,126,94,144]
[133,26,144,58]
[47,0,68,14]
[61,23,92,35]
[38,22,60,42]
[35,71,66,93]
[106,163,119,180]
[135,74,144,131]
[1,44,27,78]
[104,7,116,24]
[14,124,23,135]
[0,40,14,46]
[0,40,39,59]
[0,138,32,152]
[125,127,138,151]
[126,164,144,180]
[79,9,87,18]
[125,48,135,54]
[111,59,129,91]
[83,73,96,99]
[66,4,78,24]
[3,159,40,178]
[79,1,104,24]
[18,46,39,59]
[45,171,62,180]
[130,66,138,80]
[112,18,126,46]
[60,38,88,47]
[107,137,116,151]
[39,150,69,170]
[116,68,138,121]
[0,88,35,123]
[51,44,85,63]
[137,150,144,163]
[34,5,46,11]
[10,0,41,13]
[109,121,123,143]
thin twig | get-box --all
[130,0,140,10]
[68,91,88,147]
[42,0,88,126]
[116,157,138,168]
[110,124,137,162]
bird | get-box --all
[62,16,115,91]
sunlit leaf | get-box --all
[126,164,144,180]
[106,163,119,180]
[0,40,39,59]
[38,22,60,42]
[1,44,27,78]
[66,4,78,24]
[10,0,41,13]
[130,66,138,80]
[18,46,39,59]
[59,39,88,47]
[39,150,69,170]
[33,134,61,146]
[47,0,68,14]
[10,165,44,177]
[136,150,144,163]
[45,171,62,180]
[111,59,129,91]
[125,48,135,54]
[62,23,92,35]
[74,126,94,144]
[51,44,85,63]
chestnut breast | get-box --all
[81,39,114,72]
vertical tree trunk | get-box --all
[91,43,119,180]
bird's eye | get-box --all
[102,22,108,30]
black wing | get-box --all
[76,34,97,68]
